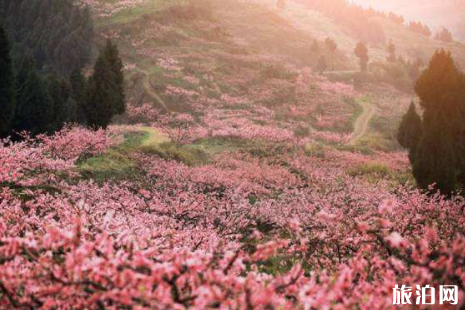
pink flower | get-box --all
[378,198,397,214]
[386,232,405,248]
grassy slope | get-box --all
[96,0,350,104]
[252,0,465,148]
[75,0,424,188]
[91,0,463,154]
[78,127,168,181]
[380,17,465,67]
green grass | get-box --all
[305,142,327,158]
[347,162,392,183]
[336,143,374,155]
[78,132,146,181]
[354,134,396,152]
[345,97,364,133]
[141,142,209,166]
[193,137,247,155]
[347,162,416,189]
[346,161,414,187]
[140,126,170,147]
[78,127,169,181]
[96,0,167,28]
[348,162,391,177]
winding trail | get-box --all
[348,97,375,145]
[323,70,359,76]
[139,126,170,148]
[136,68,168,111]
[134,67,373,147]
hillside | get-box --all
[91,0,441,150]
[1,0,465,308]
[272,0,465,66]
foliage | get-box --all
[0,1,110,138]
[142,142,209,166]
[78,131,142,181]
[13,67,54,136]
[104,40,126,115]
[70,68,88,125]
[0,25,15,137]
[397,102,422,150]
[407,21,432,37]
[0,0,94,75]
[435,27,454,42]
[413,111,457,195]
[86,40,126,129]
[369,61,415,92]
[2,1,464,307]
[406,50,465,195]
[0,125,464,309]
[347,161,392,178]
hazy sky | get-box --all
[350,0,465,40]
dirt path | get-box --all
[137,68,168,111]
[139,126,169,148]
[348,97,375,145]
[323,70,359,75]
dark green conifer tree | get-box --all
[412,50,465,194]
[103,39,125,115]
[0,0,94,75]
[47,74,71,131]
[397,102,422,150]
[61,97,77,124]
[413,110,456,195]
[85,54,116,129]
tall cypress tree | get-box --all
[85,41,126,129]
[61,97,77,124]
[0,25,15,137]
[413,110,456,195]
[397,102,422,150]
[47,74,71,131]
[103,39,125,115]
[412,50,465,194]
[85,54,116,129]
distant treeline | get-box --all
[300,0,441,44]
[302,0,389,45]
[406,21,431,38]
[0,0,94,75]
[0,0,126,138]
